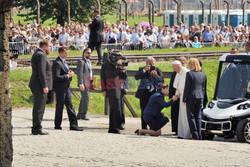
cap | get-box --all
[173,60,181,65]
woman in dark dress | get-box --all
[135,83,178,136]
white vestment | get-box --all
[173,67,191,139]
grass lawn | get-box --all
[18,46,243,58]
[10,59,219,118]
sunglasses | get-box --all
[85,52,91,54]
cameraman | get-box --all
[101,52,127,134]
[135,56,163,129]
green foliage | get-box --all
[14,0,117,25]
[10,60,219,118]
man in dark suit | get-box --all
[169,56,187,135]
[76,48,93,120]
[29,41,52,135]
[135,56,163,129]
[88,9,104,65]
[52,47,83,131]
[101,53,127,134]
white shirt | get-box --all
[10,59,17,71]
[182,28,189,36]
[161,36,169,45]
[214,29,220,36]
[58,33,69,44]
[75,35,86,47]
[117,31,127,43]
[169,33,177,42]
[125,33,131,43]
[131,32,139,44]
[105,32,116,44]
[145,35,153,46]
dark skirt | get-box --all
[144,114,169,131]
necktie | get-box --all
[63,60,69,70]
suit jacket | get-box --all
[77,58,92,88]
[89,15,104,43]
[183,70,205,102]
[135,66,163,100]
[101,62,127,99]
[29,48,52,91]
[169,71,177,99]
[52,56,72,93]
[201,70,208,108]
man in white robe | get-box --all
[172,60,191,139]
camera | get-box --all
[103,51,129,66]
[150,64,156,71]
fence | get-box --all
[9,41,247,55]
[66,68,172,117]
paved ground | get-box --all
[12,108,250,167]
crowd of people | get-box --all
[9,12,250,55]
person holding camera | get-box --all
[135,56,163,129]
[101,52,127,134]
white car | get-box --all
[201,54,250,143]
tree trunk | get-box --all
[0,0,14,166]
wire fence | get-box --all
[9,41,247,55]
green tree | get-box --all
[14,0,117,26]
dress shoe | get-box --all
[70,127,84,131]
[31,130,49,135]
[54,127,62,130]
[82,117,89,121]
[108,130,120,134]
[119,124,125,130]
[134,129,140,135]
[96,62,102,66]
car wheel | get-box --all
[236,118,250,143]
[202,131,215,140]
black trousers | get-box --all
[88,42,102,62]
[139,96,151,129]
[55,89,78,129]
[31,89,47,133]
[120,92,125,125]
[108,97,121,132]
[186,99,203,139]
[171,99,180,133]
